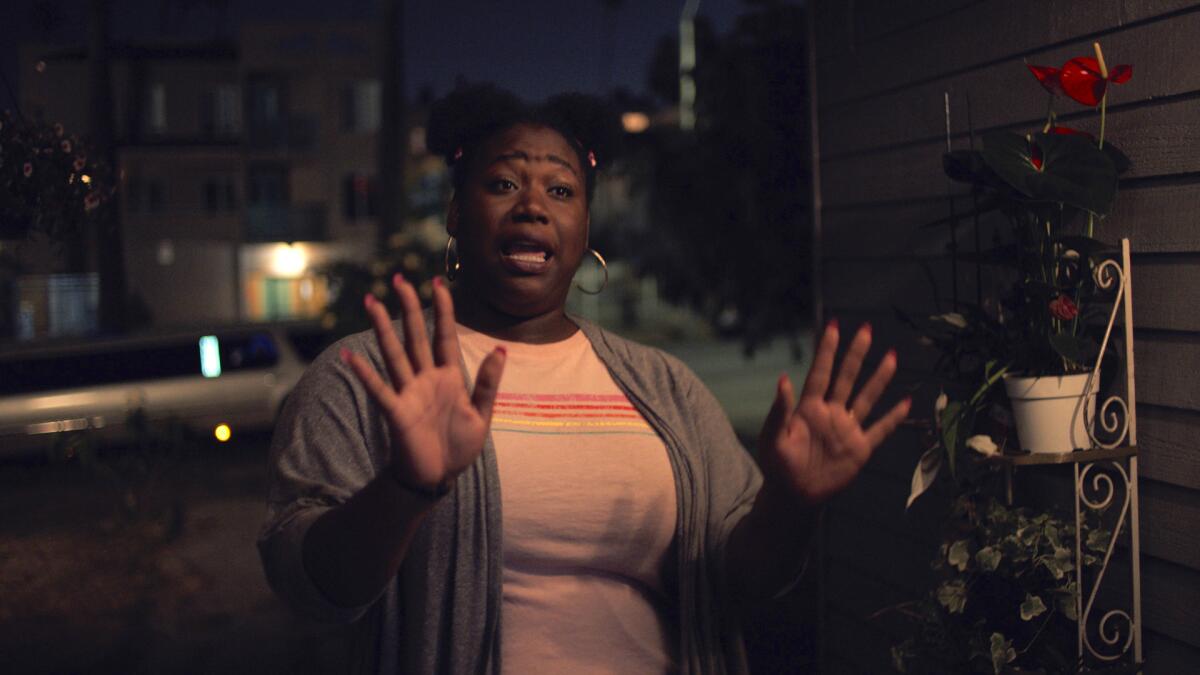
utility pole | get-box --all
[376,0,407,254]
[89,0,127,332]
[679,0,700,131]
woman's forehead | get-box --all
[482,124,580,171]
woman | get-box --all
[259,86,910,674]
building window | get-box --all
[148,181,166,212]
[203,177,238,214]
[148,83,167,135]
[342,172,377,220]
[341,80,380,133]
[202,84,241,137]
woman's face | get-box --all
[448,123,589,319]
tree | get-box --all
[641,2,811,355]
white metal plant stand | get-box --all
[999,238,1142,670]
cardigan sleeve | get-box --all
[256,333,389,624]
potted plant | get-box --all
[905,42,1133,482]
[886,43,1139,674]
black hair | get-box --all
[425,84,622,202]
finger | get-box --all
[470,346,508,425]
[801,319,840,399]
[340,348,401,411]
[394,274,435,372]
[850,348,897,421]
[430,276,461,367]
[864,397,913,449]
[828,322,872,405]
[761,374,796,446]
[364,292,413,389]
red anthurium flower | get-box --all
[1059,57,1133,106]
[1027,63,1062,95]
[1028,137,1044,171]
[1049,294,1079,321]
[1047,125,1089,137]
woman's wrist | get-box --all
[386,466,453,503]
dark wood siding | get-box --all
[812,1,1200,672]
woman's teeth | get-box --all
[504,251,547,262]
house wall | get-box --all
[812,1,1200,672]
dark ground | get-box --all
[0,430,815,674]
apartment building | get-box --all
[16,21,401,332]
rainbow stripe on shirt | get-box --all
[490,393,657,437]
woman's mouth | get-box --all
[500,241,553,274]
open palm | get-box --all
[758,321,911,506]
[340,275,506,493]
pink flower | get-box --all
[73,155,87,172]
[84,192,100,211]
[1049,294,1079,321]
[60,139,71,153]
[22,162,33,177]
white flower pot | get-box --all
[1003,373,1096,454]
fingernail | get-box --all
[901,395,913,407]
[862,321,873,336]
[433,276,444,289]
[886,348,897,361]
[363,293,374,308]
[495,345,507,356]
[393,272,405,286]
[339,348,352,363]
[827,317,839,331]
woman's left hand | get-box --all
[757,320,911,507]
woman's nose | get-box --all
[512,190,550,224]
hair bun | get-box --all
[540,93,623,170]
[425,84,524,164]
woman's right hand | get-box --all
[340,274,507,496]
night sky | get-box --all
[1,0,748,112]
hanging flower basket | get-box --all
[1003,373,1096,454]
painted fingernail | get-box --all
[393,272,405,286]
[495,345,507,356]
[433,276,444,289]
[363,293,374,309]
[827,317,839,331]
[339,348,352,363]
[901,395,913,407]
[886,348,897,361]
[862,322,873,336]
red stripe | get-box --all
[502,411,642,419]
[495,393,627,402]
[495,401,636,411]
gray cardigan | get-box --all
[258,316,773,674]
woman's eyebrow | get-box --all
[492,151,579,177]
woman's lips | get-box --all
[500,248,551,274]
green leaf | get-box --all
[1020,593,1048,621]
[940,401,964,477]
[937,579,968,614]
[989,632,1017,674]
[1049,333,1099,366]
[1056,583,1079,621]
[981,131,1119,216]
[948,539,971,572]
[976,545,1002,572]
[1086,527,1111,552]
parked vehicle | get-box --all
[0,323,329,457]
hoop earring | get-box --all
[444,236,461,281]
[574,248,608,295]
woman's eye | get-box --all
[489,178,517,192]
[549,185,575,199]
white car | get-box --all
[0,324,321,457]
